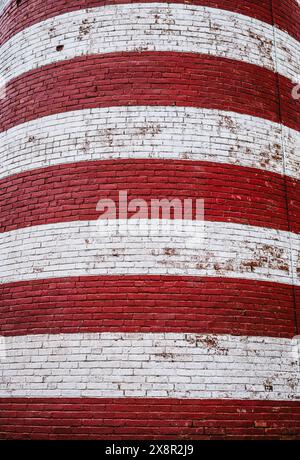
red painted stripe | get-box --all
[287,177,300,235]
[0,0,280,47]
[0,53,283,133]
[0,276,297,338]
[0,398,300,440]
[279,74,300,132]
[0,160,290,233]
[273,0,300,42]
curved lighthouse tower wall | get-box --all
[0,0,300,439]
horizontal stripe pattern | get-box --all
[0,1,299,441]
[1,398,300,439]
[1,3,298,84]
[1,106,299,180]
[0,52,285,133]
[0,332,299,399]
[0,219,298,285]
[1,0,300,47]
[0,276,298,338]
[0,159,292,233]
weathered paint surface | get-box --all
[1,0,300,440]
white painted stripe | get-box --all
[1,106,299,180]
[0,3,298,84]
[1,332,299,400]
[0,0,10,15]
[0,219,299,285]
[291,232,300,287]
[276,28,300,84]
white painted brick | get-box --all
[0,219,298,285]
[0,332,299,400]
[0,4,298,83]
[0,0,10,15]
[0,106,299,180]
[276,28,300,83]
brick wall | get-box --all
[0,0,300,439]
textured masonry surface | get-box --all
[1,333,299,400]
[0,219,299,285]
[1,107,299,180]
[1,0,300,440]
[0,4,299,83]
